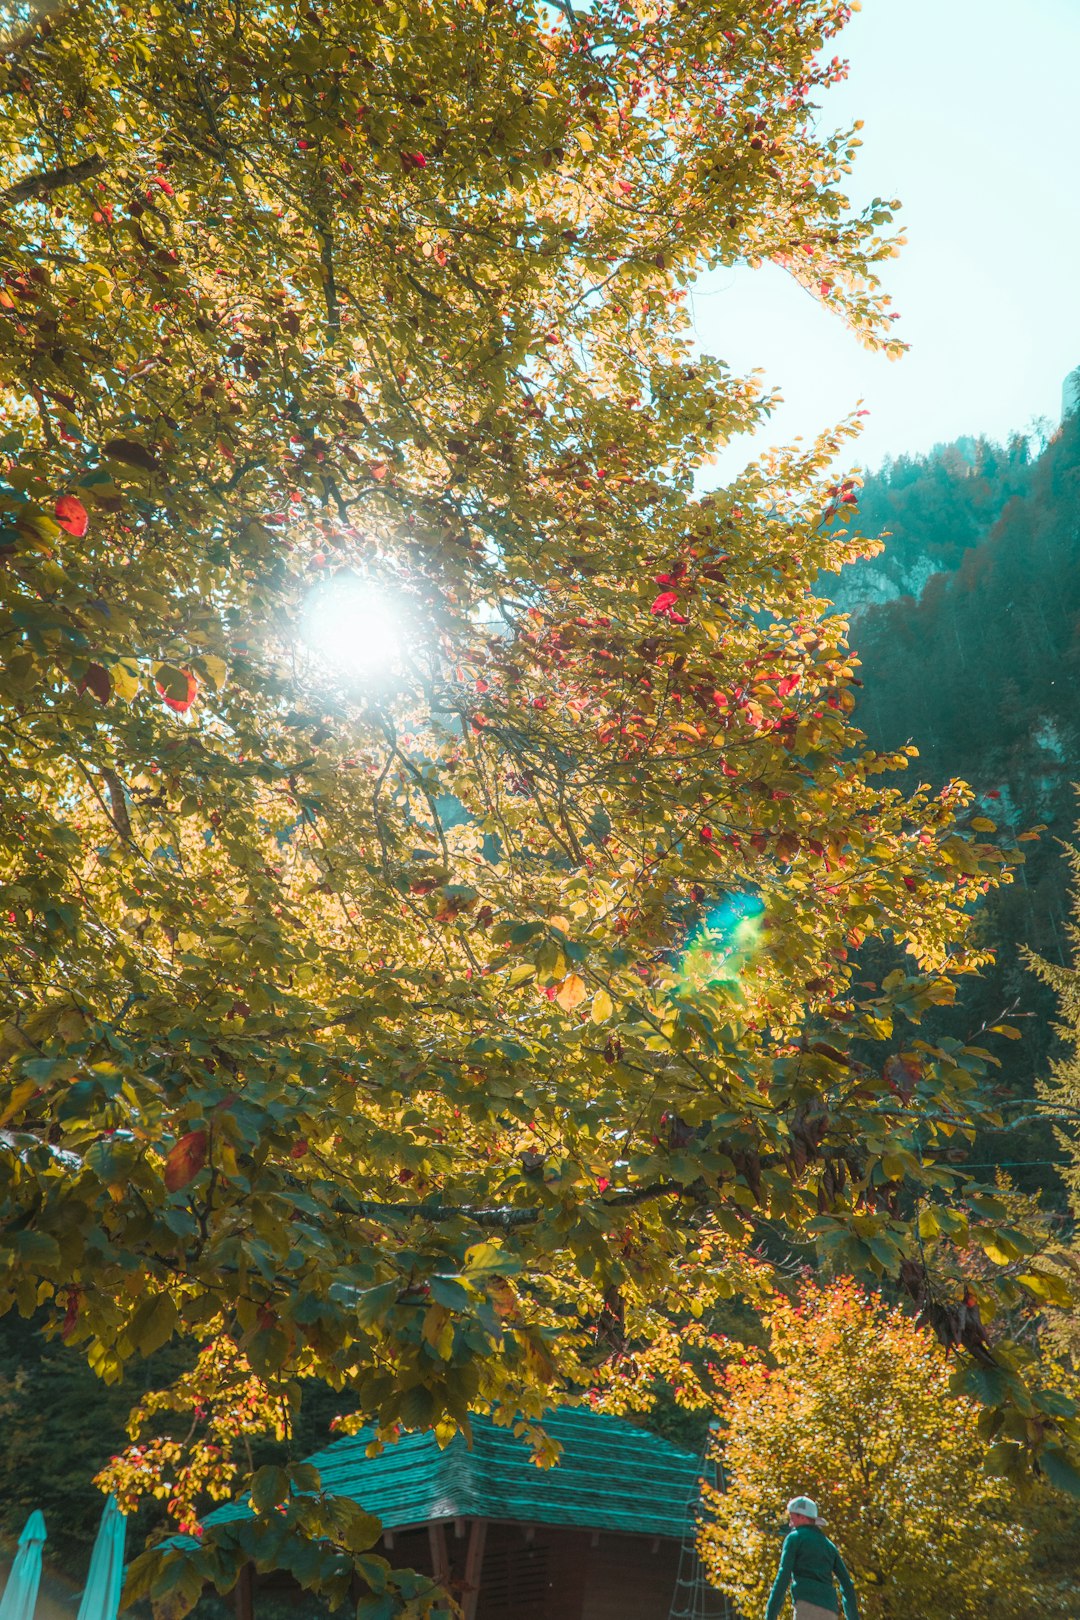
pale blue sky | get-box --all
[695,0,1080,480]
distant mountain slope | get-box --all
[832,432,1038,614]
[844,415,1080,1180]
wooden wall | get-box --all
[383,1521,681,1620]
[239,1521,683,1620]
[579,1531,681,1620]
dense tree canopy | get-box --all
[1034,830,1080,1214]
[1,0,1077,1604]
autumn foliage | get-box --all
[698,1279,1045,1620]
[0,0,1077,1605]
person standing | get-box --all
[764,1496,859,1620]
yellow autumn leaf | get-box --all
[217,1140,240,1178]
[201,654,228,689]
[970,817,997,833]
[591,988,614,1024]
[0,1078,39,1127]
[555,973,587,1011]
[109,659,141,702]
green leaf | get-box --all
[356,1597,396,1620]
[328,1498,382,1553]
[4,1230,62,1269]
[250,1465,290,1514]
[429,1275,474,1310]
[355,1281,399,1327]
[1039,1445,1080,1498]
[125,1294,179,1357]
[288,1463,322,1495]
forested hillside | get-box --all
[846,412,1080,1184]
[832,432,1040,613]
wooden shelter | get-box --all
[198,1407,730,1620]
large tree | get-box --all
[1,0,1077,1605]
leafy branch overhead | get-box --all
[1,0,1077,1606]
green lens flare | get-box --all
[679,892,765,995]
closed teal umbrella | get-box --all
[76,1498,126,1620]
[0,1510,46,1620]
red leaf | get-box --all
[155,668,198,713]
[55,495,89,537]
[78,662,111,703]
[368,461,388,480]
[103,437,161,472]
[60,1288,81,1341]
[163,1129,207,1193]
[651,590,679,616]
[777,673,800,697]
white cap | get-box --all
[787,1496,819,1519]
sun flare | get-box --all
[299,573,410,684]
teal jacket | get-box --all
[764,1524,858,1620]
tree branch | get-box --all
[2,156,107,206]
[316,213,340,338]
[334,1181,690,1229]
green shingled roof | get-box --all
[199,1407,704,1541]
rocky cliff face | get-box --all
[830,552,943,617]
[824,432,1038,621]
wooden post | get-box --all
[234,1563,254,1620]
[427,1516,450,1620]
[462,1518,488,1620]
[428,1520,450,1583]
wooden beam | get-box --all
[461,1518,488,1620]
[234,1563,254,1620]
[383,1530,395,1551]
